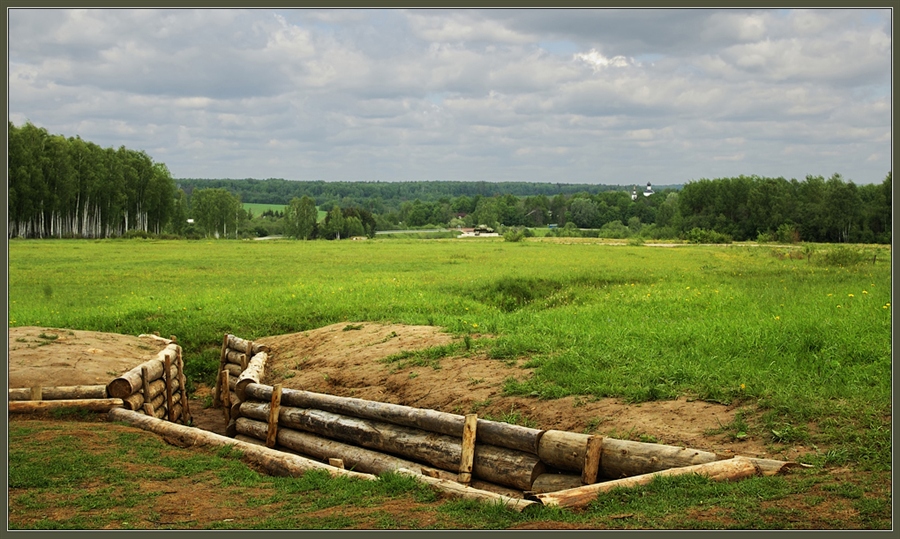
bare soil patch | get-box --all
[8,326,170,388]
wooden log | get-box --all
[225,350,247,366]
[220,370,231,421]
[266,385,283,448]
[141,366,152,407]
[234,353,267,401]
[243,383,545,455]
[531,457,760,510]
[538,430,589,472]
[223,363,244,379]
[150,388,181,414]
[538,431,721,478]
[530,473,585,494]
[122,392,145,411]
[214,334,229,407]
[601,437,720,479]
[328,458,345,469]
[9,398,124,413]
[743,457,808,476]
[234,417,524,498]
[106,344,179,398]
[582,435,603,484]
[239,401,545,491]
[9,385,108,401]
[143,402,155,417]
[147,368,180,400]
[107,408,375,481]
[226,334,269,355]
[177,349,191,425]
[30,386,42,401]
[395,468,537,512]
[458,414,477,485]
[164,353,174,422]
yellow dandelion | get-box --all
[848,294,854,298]
[774,316,781,320]
[862,290,868,294]
[740,383,745,390]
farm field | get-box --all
[6,237,893,530]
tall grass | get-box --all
[8,238,891,465]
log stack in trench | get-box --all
[206,333,802,510]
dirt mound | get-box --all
[254,322,776,459]
[8,326,171,389]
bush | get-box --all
[815,246,871,267]
[686,227,732,244]
[503,228,526,242]
[123,229,154,239]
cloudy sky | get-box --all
[7,8,893,185]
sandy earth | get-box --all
[8,322,796,461]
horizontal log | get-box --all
[531,457,760,510]
[538,430,590,472]
[226,335,269,356]
[9,398,124,413]
[225,350,248,367]
[395,468,537,512]
[108,408,375,480]
[106,344,180,398]
[530,473,584,494]
[9,385,108,401]
[235,353,267,402]
[601,437,720,479]
[122,392,145,411]
[223,363,244,379]
[235,417,524,498]
[243,383,545,455]
[239,401,545,491]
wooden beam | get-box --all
[9,398,124,413]
[107,408,374,481]
[458,413,477,485]
[531,457,760,510]
[266,384,283,448]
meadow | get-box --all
[6,237,893,529]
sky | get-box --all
[6,8,893,186]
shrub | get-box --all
[686,227,732,244]
[815,246,871,267]
[503,228,526,242]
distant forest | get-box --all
[8,122,892,243]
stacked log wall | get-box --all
[209,333,798,506]
[9,335,189,425]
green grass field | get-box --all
[7,238,892,529]
[242,203,287,215]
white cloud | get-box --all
[6,8,891,185]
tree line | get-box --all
[8,122,891,244]
[8,122,176,238]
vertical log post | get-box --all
[164,352,174,422]
[141,365,153,417]
[31,386,42,401]
[176,347,191,424]
[458,413,478,485]
[221,370,231,423]
[266,384,283,448]
[214,334,228,407]
[582,435,603,484]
